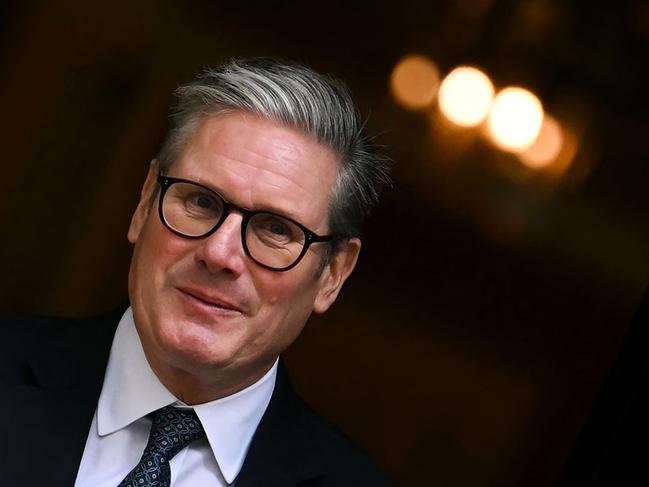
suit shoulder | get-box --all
[0,307,124,384]
[0,307,124,348]
[0,306,126,331]
[0,314,72,374]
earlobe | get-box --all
[313,238,361,314]
[128,160,159,244]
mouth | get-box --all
[177,287,244,315]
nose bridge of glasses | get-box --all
[188,211,245,276]
[209,205,246,243]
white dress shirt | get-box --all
[74,308,277,487]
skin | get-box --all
[127,111,361,404]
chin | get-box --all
[154,318,244,370]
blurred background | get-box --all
[1,1,648,485]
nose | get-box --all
[194,213,246,276]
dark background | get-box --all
[1,1,648,485]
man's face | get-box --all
[127,111,359,392]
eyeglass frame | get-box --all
[156,174,336,272]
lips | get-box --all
[177,286,244,314]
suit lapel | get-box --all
[8,383,104,486]
[1,309,120,487]
[235,361,326,487]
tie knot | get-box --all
[145,405,205,460]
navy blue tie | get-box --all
[118,405,205,487]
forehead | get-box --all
[172,112,340,228]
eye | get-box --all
[250,213,303,245]
[259,218,292,239]
[190,193,216,210]
[268,221,289,236]
[180,189,223,218]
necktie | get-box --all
[118,405,205,487]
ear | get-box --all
[128,160,159,244]
[313,238,361,314]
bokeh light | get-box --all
[390,54,440,111]
[547,124,580,179]
[519,115,563,169]
[487,87,544,152]
[438,66,494,127]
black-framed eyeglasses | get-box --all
[157,175,334,271]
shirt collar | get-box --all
[97,307,277,484]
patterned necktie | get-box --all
[118,405,206,487]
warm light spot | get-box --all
[519,115,563,169]
[487,87,544,152]
[438,66,494,127]
[390,54,440,110]
[548,125,579,179]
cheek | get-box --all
[255,272,321,327]
[139,225,192,274]
[129,223,194,317]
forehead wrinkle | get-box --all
[231,152,318,193]
[239,141,333,184]
[223,157,321,221]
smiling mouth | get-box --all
[177,287,243,314]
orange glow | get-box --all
[390,54,440,111]
[519,115,563,169]
[487,87,544,152]
[438,66,494,127]
[547,125,579,178]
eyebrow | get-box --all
[177,174,312,226]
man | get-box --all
[0,58,392,486]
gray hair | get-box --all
[157,57,391,256]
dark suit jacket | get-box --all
[0,308,392,487]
